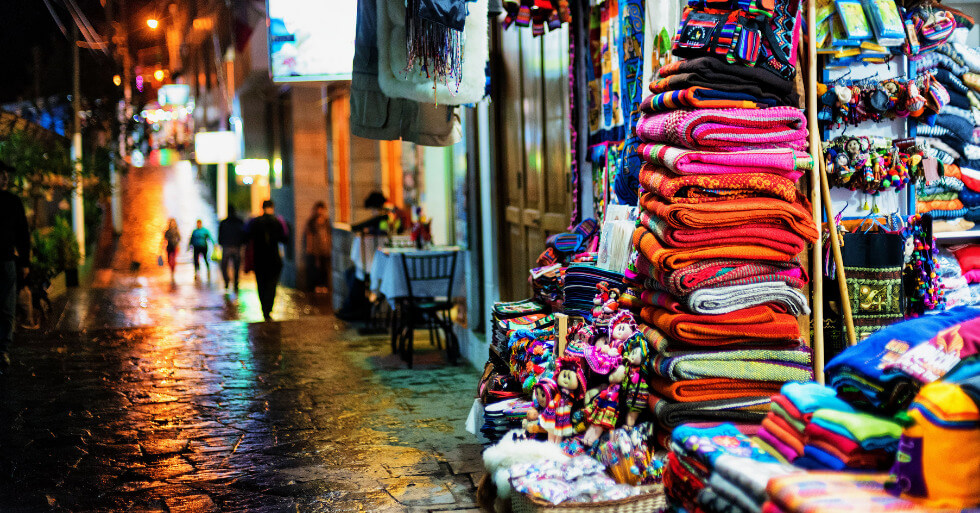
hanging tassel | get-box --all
[406,0,465,93]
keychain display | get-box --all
[822,135,923,193]
[817,72,948,126]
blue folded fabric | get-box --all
[780,382,856,414]
[961,187,980,208]
[802,444,847,470]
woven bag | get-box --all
[511,484,667,513]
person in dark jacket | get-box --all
[0,162,29,369]
[218,206,246,293]
[246,200,288,321]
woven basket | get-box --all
[511,484,667,513]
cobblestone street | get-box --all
[0,165,484,512]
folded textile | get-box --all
[932,218,975,232]
[761,416,804,455]
[633,225,801,272]
[641,86,779,112]
[665,451,707,511]
[713,454,800,507]
[770,402,805,433]
[639,164,801,204]
[770,394,806,424]
[780,381,856,414]
[638,143,810,180]
[810,409,902,450]
[639,322,804,354]
[673,423,777,468]
[767,472,931,513]
[649,346,813,382]
[961,187,980,208]
[916,198,966,213]
[684,282,810,316]
[752,436,791,464]
[640,299,802,347]
[699,485,753,513]
[639,211,808,257]
[650,376,784,402]
[636,108,808,151]
[653,57,800,105]
[655,258,807,297]
[650,396,771,429]
[708,473,761,513]
[639,192,818,242]
[758,427,800,461]
[806,438,893,470]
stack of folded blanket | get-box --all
[764,472,943,512]
[755,382,903,471]
[917,29,980,224]
[665,423,800,513]
[625,56,817,438]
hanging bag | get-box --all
[672,0,802,79]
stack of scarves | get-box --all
[754,382,902,471]
[665,423,795,513]
[561,264,626,319]
[628,51,818,439]
[825,306,980,413]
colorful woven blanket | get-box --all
[638,143,810,180]
[659,258,807,296]
[650,395,772,430]
[639,164,800,203]
[640,211,807,256]
[766,472,930,513]
[654,57,800,105]
[641,301,802,347]
[639,192,819,242]
[649,346,814,382]
[636,108,808,151]
[650,376,785,403]
[684,282,811,316]
[639,322,804,354]
[634,226,801,272]
[640,86,777,113]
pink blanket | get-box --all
[636,107,808,151]
[638,143,810,181]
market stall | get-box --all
[470,0,980,511]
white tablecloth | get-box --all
[369,247,463,301]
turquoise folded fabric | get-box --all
[781,381,855,414]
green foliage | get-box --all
[0,130,71,196]
[33,217,81,273]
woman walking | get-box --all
[161,218,181,282]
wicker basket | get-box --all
[510,484,667,513]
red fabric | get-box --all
[762,415,805,454]
[954,244,980,272]
[640,298,802,347]
[650,376,785,402]
[771,394,811,423]
[633,225,799,273]
[639,210,807,255]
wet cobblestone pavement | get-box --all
[0,165,485,512]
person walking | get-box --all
[218,206,246,294]
[0,162,29,369]
[247,200,288,321]
[161,218,181,283]
[188,219,214,280]
[303,201,332,294]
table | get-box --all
[369,246,463,302]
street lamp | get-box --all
[113,74,122,86]
[153,69,164,81]
[146,18,159,29]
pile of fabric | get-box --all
[916,27,980,225]
[491,299,550,353]
[937,243,980,307]
[825,306,980,413]
[624,53,818,438]
[754,382,901,470]
[664,423,800,513]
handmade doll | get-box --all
[607,311,637,349]
[582,364,626,444]
[541,357,587,443]
[621,333,650,427]
[528,377,557,435]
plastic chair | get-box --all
[395,251,459,368]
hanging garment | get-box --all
[377,0,488,105]
[351,0,462,145]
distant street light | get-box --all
[153,69,164,81]
[146,18,159,29]
[113,74,122,86]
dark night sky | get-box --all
[0,0,117,103]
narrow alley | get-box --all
[0,164,483,512]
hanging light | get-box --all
[112,75,122,86]
[146,18,159,29]
[153,69,165,81]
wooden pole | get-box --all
[818,149,858,347]
[806,0,825,384]
[555,313,569,358]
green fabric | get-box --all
[916,191,959,202]
[811,408,902,441]
[650,348,813,382]
[771,402,805,433]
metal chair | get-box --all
[395,251,460,368]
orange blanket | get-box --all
[640,164,800,204]
[649,376,784,403]
[640,301,802,347]
[633,225,799,273]
[639,192,819,242]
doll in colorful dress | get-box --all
[582,364,626,444]
[528,377,557,436]
[541,357,587,443]
[621,333,650,427]
[607,311,637,351]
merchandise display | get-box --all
[466,1,980,511]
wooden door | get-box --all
[493,23,573,300]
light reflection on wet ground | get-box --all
[0,164,484,512]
